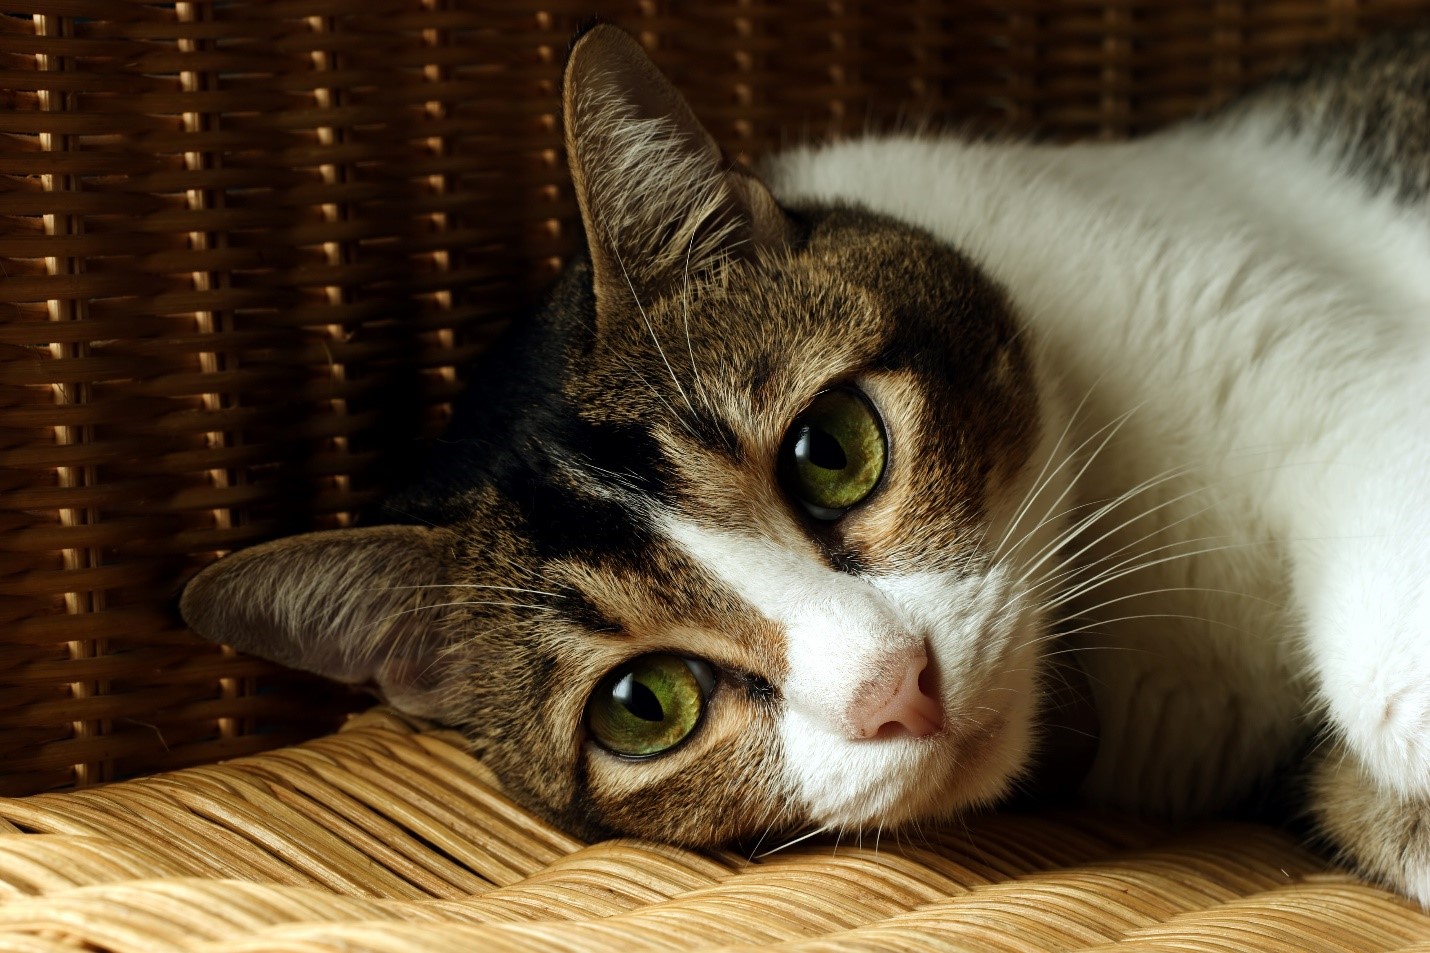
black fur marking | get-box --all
[565,590,624,635]
[564,750,610,840]
[688,409,744,462]
[824,546,866,576]
[377,258,678,571]
[741,672,777,703]
[561,417,674,502]
[509,470,656,565]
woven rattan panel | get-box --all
[4,1,1430,796]
[0,710,1428,952]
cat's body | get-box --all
[182,27,1430,901]
[772,77,1430,818]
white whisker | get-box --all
[989,374,1109,559]
[754,825,828,858]
[994,399,1150,566]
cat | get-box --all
[180,23,1430,903]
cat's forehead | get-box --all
[576,260,874,418]
[570,208,1011,431]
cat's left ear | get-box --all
[179,525,467,721]
[562,24,795,309]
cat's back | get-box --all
[767,30,1430,480]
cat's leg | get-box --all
[1311,736,1430,905]
[1286,335,1430,909]
[1293,432,1430,802]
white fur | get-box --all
[765,111,1430,813]
[658,511,1039,828]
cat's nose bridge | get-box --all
[778,585,945,739]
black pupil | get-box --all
[615,674,665,722]
[799,427,847,471]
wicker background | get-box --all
[4,0,1430,797]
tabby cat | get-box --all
[181,24,1430,902]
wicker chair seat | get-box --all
[3,709,1429,953]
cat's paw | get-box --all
[1312,738,1430,907]
[1323,649,1430,799]
[1312,564,1430,799]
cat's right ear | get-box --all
[562,24,794,312]
[179,525,466,722]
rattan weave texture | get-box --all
[4,0,1430,794]
[1,709,1428,953]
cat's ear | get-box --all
[179,525,465,721]
[562,24,794,308]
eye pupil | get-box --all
[615,674,665,722]
[798,427,847,471]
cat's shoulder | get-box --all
[1225,28,1430,203]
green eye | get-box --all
[587,654,716,757]
[778,387,887,520]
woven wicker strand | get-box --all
[0,711,1427,953]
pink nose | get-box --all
[848,647,944,740]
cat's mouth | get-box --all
[898,685,1033,822]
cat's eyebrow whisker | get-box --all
[575,457,648,496]
[679,229,711,414]
[606,229,701,425]
[369,583,567,599]
[618,359,703,443]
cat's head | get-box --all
[180,24,1074,845]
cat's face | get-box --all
[180,25,1071,845]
